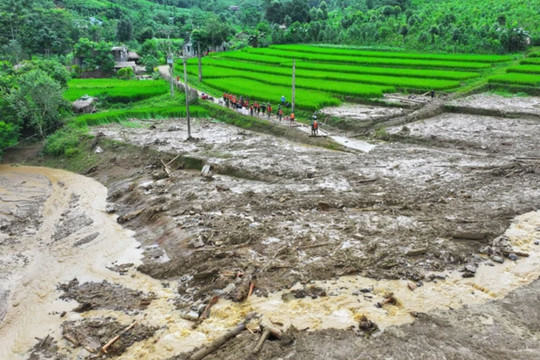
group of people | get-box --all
[222,93,291,123]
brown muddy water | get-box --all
[0,165,539,359]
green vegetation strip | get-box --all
[244,48,491,70]
[272,44,513,63]
[198,57,478,81]
[489,73,540,86]
[192,64,458,91]
[202,77,340,110]
[192,65,398,96]
[72,105,207,127]
[521,58,540,65]
[506,65,540,74]
[65,79,168,102]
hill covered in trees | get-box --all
[1,0,539,63]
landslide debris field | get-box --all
[1,93,540,359]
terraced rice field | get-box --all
[186,44,513,110]
[490,56,540,87]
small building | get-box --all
[183,40,196,57]
[111,46,143,74]
[111,46,128,62]
[229,5,239,11]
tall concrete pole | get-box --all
[183,56,191,140]
[167,33,174,97]
[291,59,296,114]
[197,42,203,82]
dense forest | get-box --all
[0,0,539,158]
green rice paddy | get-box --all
[182,44,518,110]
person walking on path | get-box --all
[281,95,285,106]
[311,118,319,136]
[250,104,254,116]
[261,103,266,115]
[290,112,295,126]
[267,103,272,118]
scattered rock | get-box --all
[94,146,103,154]
[168,126,181,132]
[407,282,417,291]
[188,236,205,248]
[479,246,493,255]
[73,232,100,247]
[464,264,477,274]
[491,255,504,264]
[507,253,519,261]
[358,314,378,335]
[105,203,117,213]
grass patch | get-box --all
[64,79,169,102]
[70,93,208,127]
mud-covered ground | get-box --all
[91,105,539,300]
[2,93,540,359]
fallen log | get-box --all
[190,314,258,360]
[101,321,138,354]
[252,319,283,354]
[200,296,220,320]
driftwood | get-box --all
[200,296,220,320]
[101,321,138,354]
[247,281,256,298]
[160,159,173,178]
[252,322,283,354]
[190,314,258,360]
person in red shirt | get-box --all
[277,107,283,121]
[267,103,272,118]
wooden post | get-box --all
[291,60,296,114]
[197,42,203,82]
[183,56,192,139]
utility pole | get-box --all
[182,47,191,140]
[291,59,296,114]
[197,42,203,82]
[167,32,174,98]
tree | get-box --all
[138,27,155,43]
[117,19,133,42]
[74,38,115,73]
[6,69,68,138]
[0,121,18,160]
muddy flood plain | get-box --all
[1,94,540,359]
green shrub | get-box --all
[44,127,83,156]
[117,67,135,80]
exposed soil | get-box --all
[1,93,539,359]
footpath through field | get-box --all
[157,65,375,152]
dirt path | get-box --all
[157,65,376,152]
